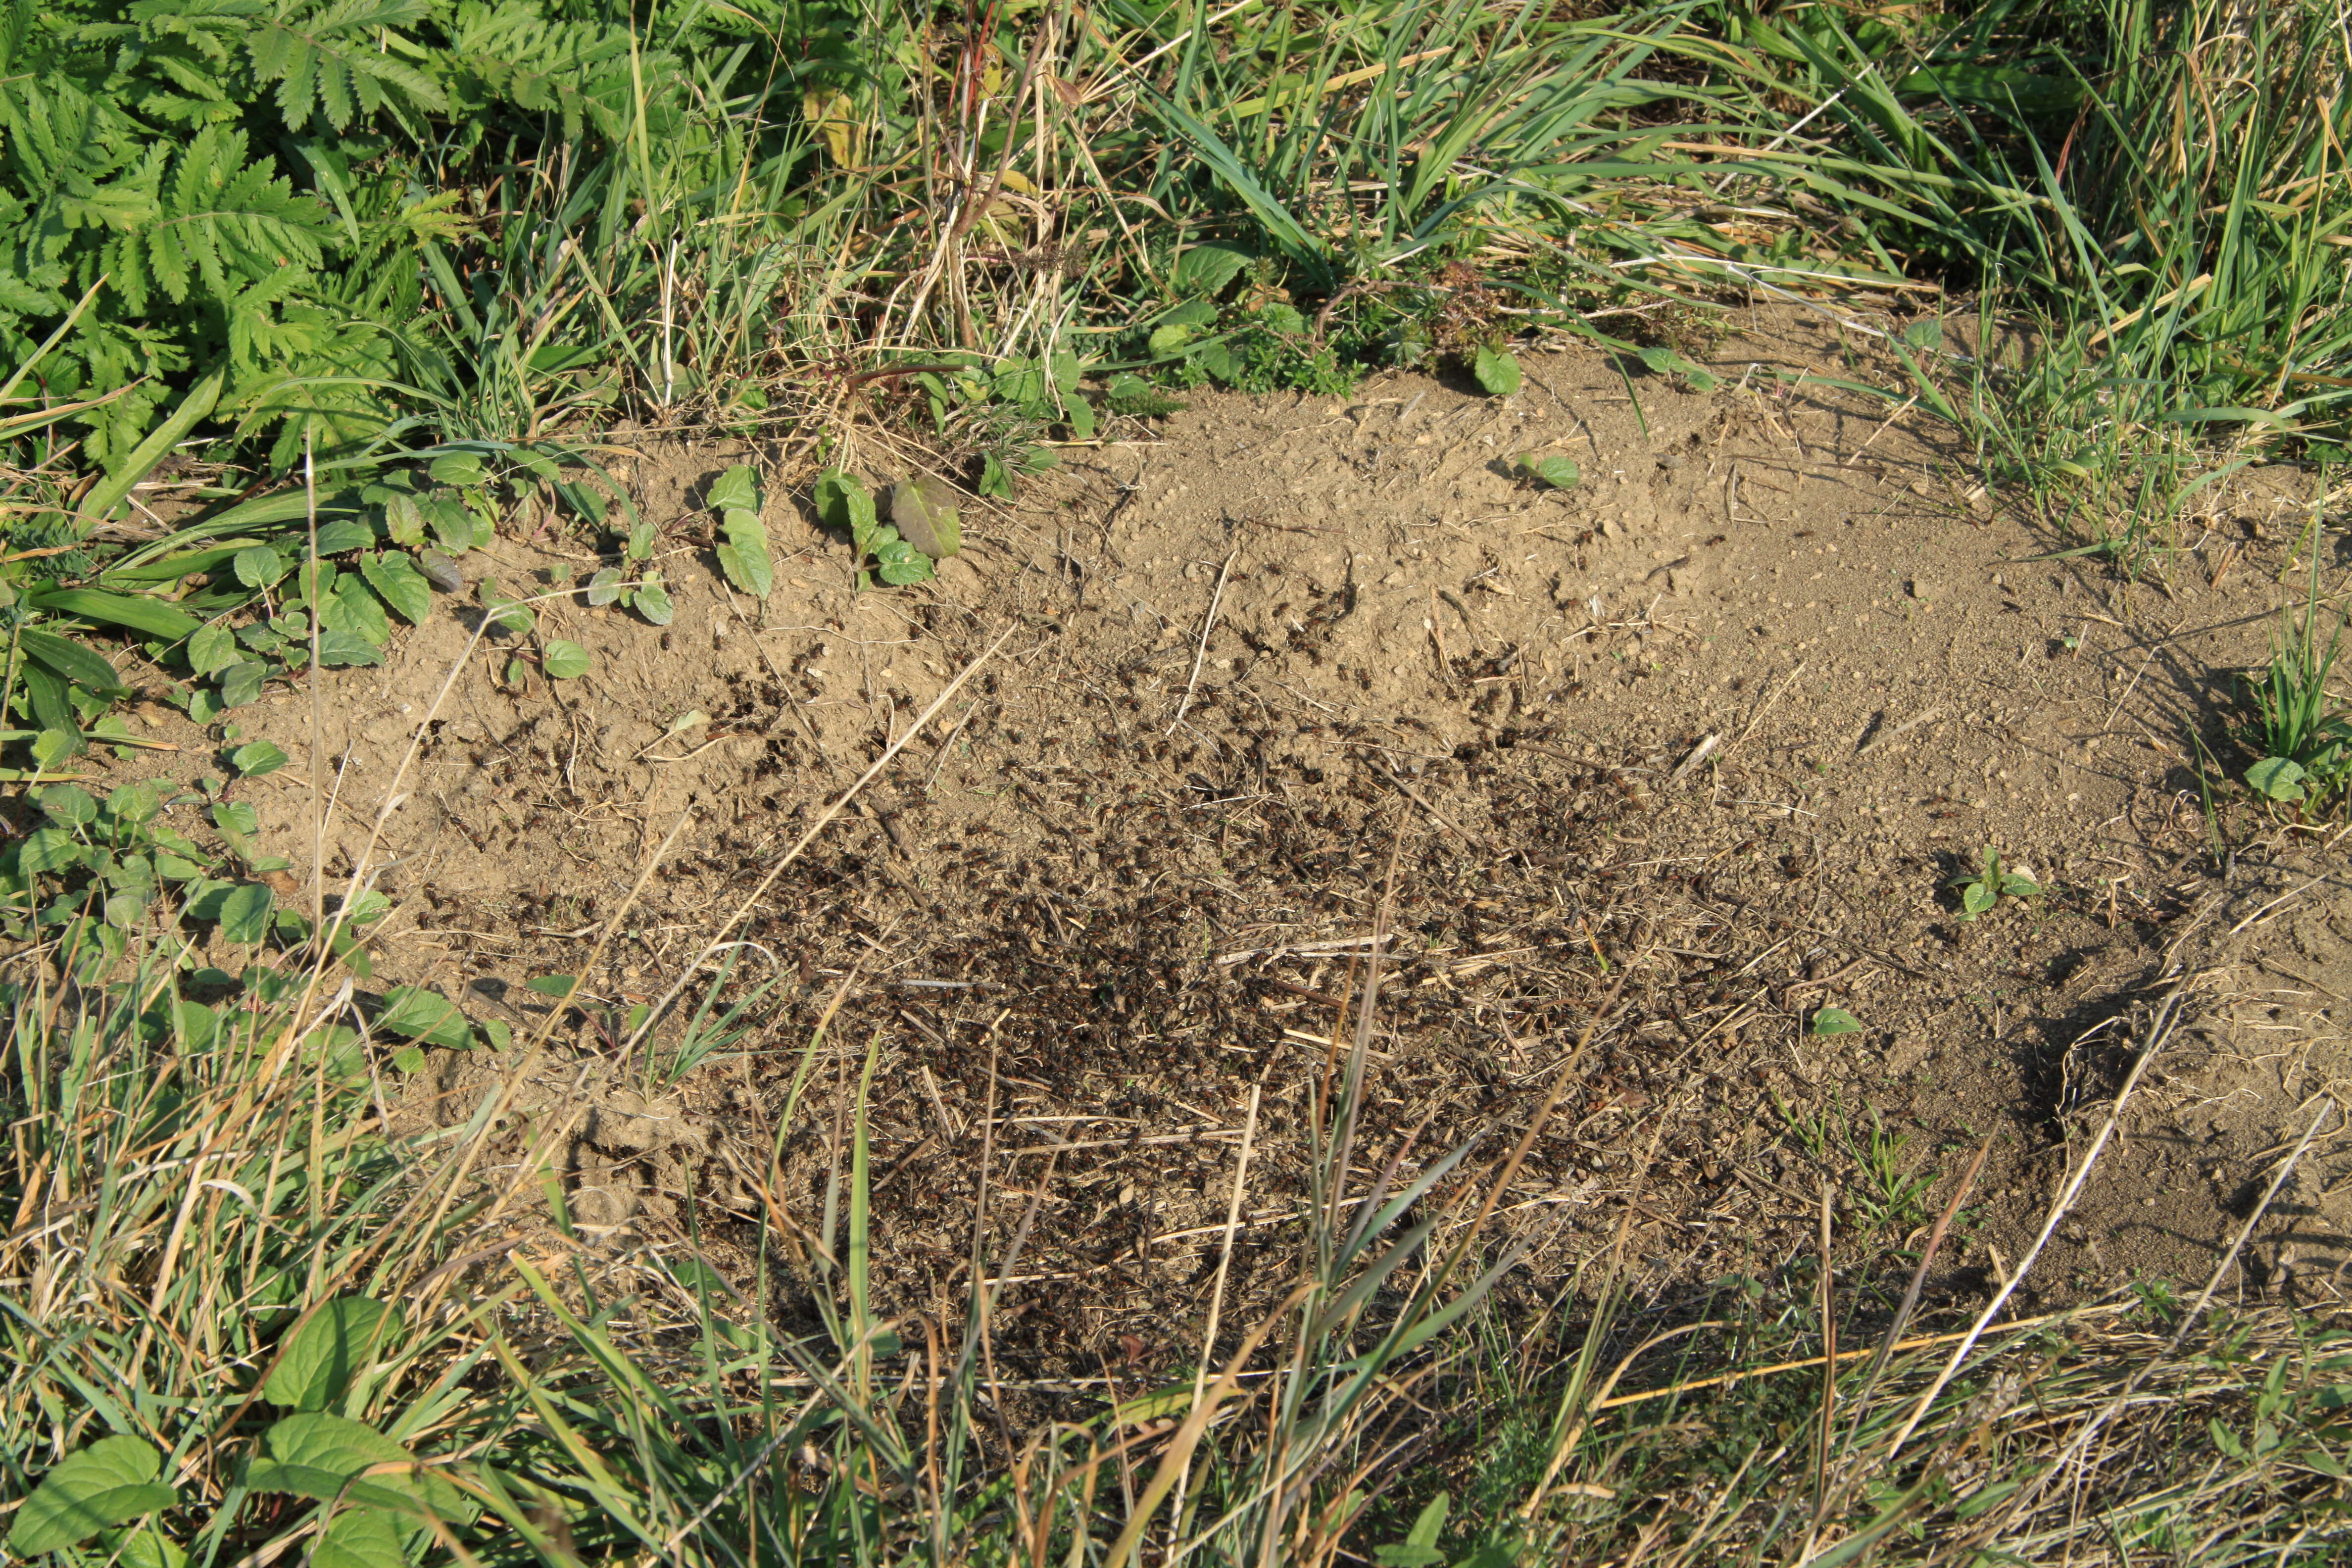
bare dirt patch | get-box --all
[82,304,2352,1375]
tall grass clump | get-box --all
[2,850,2348,1566]
[1700,0,2352,565]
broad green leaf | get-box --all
[717,509,775,596]
[316,628,383,668]
[40,784,98,826]
[428,453,488,488]
[634,577,674,626]
[6,1437,176,1555]
[231,741,289,778]
[359,552,433,625]
[1520,453,1579,490]
[1148,322,1196,355]
[376,986,473,1049]
[1811,1007,1864,1036]
[102,1521,186,1568]
[30,730,76,770]
[312,1507,406,1568]
[264,1297,402,1411]
[188,623,239,677]
[542,641,591,680]
[1048,349,1083,397]
[2249,756,2307,800]
[525,974,581,999]
[1067,395,1097,441]
[814,471,877,550]
[246,1413,470,1522]
[15,827,85,875]
[233,546,288,589]
[1472,346,1521,397]
[1960,881,1998,918]
[220,659,270,706]
[325,576,392,646]
[218,883,273,944]
[1172,243,1249,296]
[211,800,260,838]
[19,628,128,695]
[586,567,624,607]
[874,531,935,587]
[706,465,759,512]
[106,781,160,825]
[314,520,373,555]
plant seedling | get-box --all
[1949,846,2039,920]
[1515,452,1579,490]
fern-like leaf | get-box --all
[248,0,445,132]
[445,0,660,141]
[104,126,333,314]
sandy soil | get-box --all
[79,303,2352,1376]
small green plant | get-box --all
[1472,344,1522,396]
[707,464,776,598]
[1810,1006,1863,1036]
[1637,344,1719,392]
[587,510,672,625]
[2238,553,2352,804]
[1516,451,1580,490]
[1854,1107,1937,1231]
[814,471,934,588]
[1949,846,2039,920]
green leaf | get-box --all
[212,801,260,839]
[30,731,76,772]
[376,986,473,1049]
[1472,346,1521,397]
[316,628,383,668]
[233,546,289,589]
[874,531,935,587]
[428,453,488,488]
[382,493,426,547]
[706,465,759,513]
[634,577,675,626]
[245,1413,470,1522]
[6,1437,176,1555]
[188,623,239,677]
[1519,453,1579,490]
[815,471,878,552]
[2248,756,2308,800]
[40,784,98,827]
[27,588,202,641]
[586,567,624,607]
[1959,881,1998,918]
[232,741,290,778]
[106,782,160,826]
[1811,1007,1864,1036]
[219,660,270,707]
[359,552,433,625]
[19,628,128,696]
[1639,345,1688,377]
[80,369,226,522]
[1172,243,1250,297]
[717,508,775,596]
[327,575,392,646]
[525,974,581,999]
[1149,322,1197,355]
[264,1297,401,1412]
[542,640,591,679]
[218,883,273,944]
[312,1507,406,1568]
[14,827,83,875]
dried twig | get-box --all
[1168,550,1236,735]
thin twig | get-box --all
[1168,550,1235,734]
[1885,982,2192,1458]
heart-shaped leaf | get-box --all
[265,1297,402,1412]
[2248,756,2308,800]
[1472,346,1521,397]
[6,1437,177,1555]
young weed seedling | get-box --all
[1950,846,2040,921]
